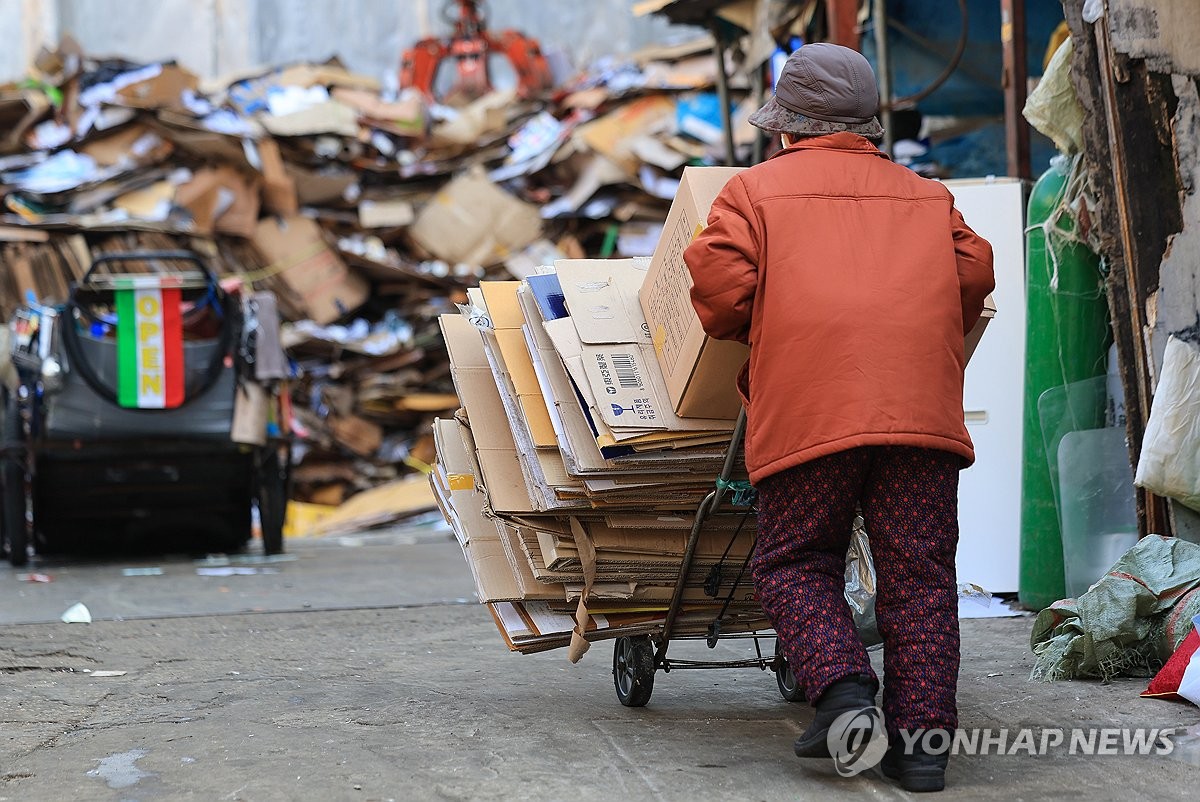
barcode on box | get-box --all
[611,352,641,389]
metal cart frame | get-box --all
[610,408,804,707]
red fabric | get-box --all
[683,132,995,483]
[161,287,185,408]
[1142,627,1200,702]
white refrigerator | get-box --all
[945,178,1027,594]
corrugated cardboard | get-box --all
[358,199,415,229]
[252,215,368,325]
[257,137,299,217]
[965,293,996,364]
[554,258,663,429]
[519,282,619,474]
[555,258,735,433]
[440,314,537,514]
[410,170,542,267]
[285,163,356,205]
[480,281,557,448]
[544,518,754,560]
[80,124,173,167]
[497,522,567,601]
[310,475,437,536]
[433,418,476,500]
[331,87,425,138]
[327,414,383,457]
[274,63,382,93]
[639,166,748,420]
[153,115,255,168]
[433,419,562,601]
[467,289,583,510]
[260,101,359,137]
[579,95,677,175]
[116,64,199,109]
[478,321,584,511]
[176,165,261,238]
[0,90,50,153]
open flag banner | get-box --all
[116,287,185,409]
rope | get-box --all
[1023,153,1105,295]
[715,476,756,507]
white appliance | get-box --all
[945,178,1027,594]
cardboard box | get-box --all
[260,101,359,137]
[115,64,199,109]
[579,95,677,175]
[639,166,748,420]
[479,281,557,448]
[176,165,261,238]
[327,414,383,457]
[251,215,368,325]
[553,258,660,429]
[284,163,357,206]
[257,137,299,217]
[555,258,735,434]
[409,169,542,267]
[0,90,51,153]
[331,87,426,138]
[440,314,537,514]
[965,293,997,364]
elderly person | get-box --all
[684,43,994,793]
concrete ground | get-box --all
[1,526,1197,801]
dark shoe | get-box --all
[793,674,878,758]
[881,735,949,793]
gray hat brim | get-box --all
[748,96,884,140]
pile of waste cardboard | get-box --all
[0,35,760,532]
[432,166,770,659]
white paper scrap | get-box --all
[61,603,92,624]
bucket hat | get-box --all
[749,43,884,140]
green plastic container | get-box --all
[1018,155,1111,610]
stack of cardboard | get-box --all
[433,168,770,660]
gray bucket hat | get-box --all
[749,43,885,140]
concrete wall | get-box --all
[3,0,692,84]
[1108,0,1200,76]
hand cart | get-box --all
[1,250,290,566]
[610,408,805,707]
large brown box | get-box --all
[638,166,747,420]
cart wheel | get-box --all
[774,638,806,703]
[1,392,28,567]
[257,445,288,556]
[613,636,656,707]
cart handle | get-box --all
[659,406,748,653]
[78,250,221,290]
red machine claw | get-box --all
[400,0,554,104]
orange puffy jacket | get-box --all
[684,133,995,484]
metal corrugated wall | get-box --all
[3,0,694,83]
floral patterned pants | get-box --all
[753,446,961,735]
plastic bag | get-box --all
[846,509,882,646]
[1031,535,1200,681]
[844,514,988,647]
[1135,336,1200,511]
[1023,37,1084,154]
